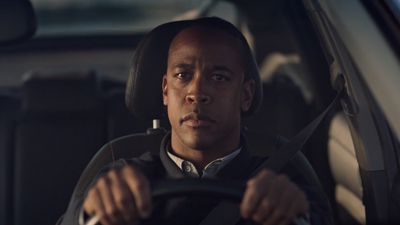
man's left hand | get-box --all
[240,169,309,225]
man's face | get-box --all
[162,27,255,153]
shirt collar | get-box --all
[166,147,241,178]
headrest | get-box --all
[0,0,36,45]
[22,70,101,113]
[126,17,262,120]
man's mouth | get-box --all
[180,112,215,128]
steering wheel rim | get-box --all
[84,178,305,225]
[151,178,245,202]
[84,178,246,225]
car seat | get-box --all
[14,70,106,225]
[0,92,20,225]
[328,112,364,224]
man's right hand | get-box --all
[83,165,152,225]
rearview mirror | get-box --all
[0,0,36,46]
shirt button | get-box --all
[182,161,192,173]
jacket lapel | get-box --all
[159,133,186,179]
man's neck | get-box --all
[170,132,240,170]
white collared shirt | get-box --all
[167,148,241,178]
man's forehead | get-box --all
[168,26,243,54]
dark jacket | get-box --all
[58,132,333,225]
[103,133,332,225]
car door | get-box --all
[304,0,400,224]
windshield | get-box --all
[30,0,237,36]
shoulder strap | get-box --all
[252,86,343,175]
[200,86,344,225]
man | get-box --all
[82,17,329,225]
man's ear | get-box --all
[162,75,168,106]
[241,79,255,112]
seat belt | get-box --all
[199,86,344,225]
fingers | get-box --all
[240,169,310,225]
[83,165,152,225]
[241,170,273,218]
[122,165,153,219]
[96,174,125,225]
[84,187,112,225]
[108,170,137,223]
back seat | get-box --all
[243,74,309,156]
[0,92,20,225]
[105,88,149,140]
[14,70,107,225]
[9,70,149,225]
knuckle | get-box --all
[246,178,257,187]
[132,179,146,191]
[260,199,270,209]
[274,208,284,218]
[284,211,296,220]
[82,200,92,213]
[259,169,272,177]
[121,165,132,174]
[252,214,263,223]
[84,188,100,210]
[268,199,277,208]
[115,195,130,209]
[101,214,113,225]
[105,207,119,219]
[86,188,96,198]
[107,169,118,179]
[97,212,108,222]
[123,165,137,176]
[97,176,109,187]
[277,174,289,183]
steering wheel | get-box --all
[151,178,245,201]
[85,178,244,225]
[85,178,305,225]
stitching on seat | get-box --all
[110,141,116,166]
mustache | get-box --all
[180,112,216,123]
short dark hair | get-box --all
[170,18,252,81]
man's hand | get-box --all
[240,169,309,225]
[83,165,152,225]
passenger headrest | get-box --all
[22,70,101,113]
[0,0,36,45]
[126,17,262,120]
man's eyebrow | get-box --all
[172,64,234,74]
[172,63,194,70]
[212,65,234,74]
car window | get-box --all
[385,0,400,23]
[30,0,238,36]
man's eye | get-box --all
[175,72,191,80]
[211,74,229,82]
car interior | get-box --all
[58,18,332,224]
[1,0,399,225]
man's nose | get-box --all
[185,77,211,104]
[185,93,211,104]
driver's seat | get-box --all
[58,17,331,225]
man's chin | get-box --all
[182,136,215,152]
